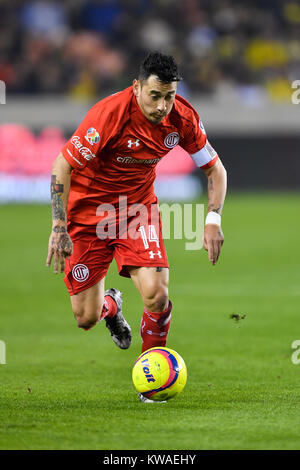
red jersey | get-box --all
[62,86,218,225]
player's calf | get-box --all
[143,290,169,313]
[128,266,171,352]
[141,300,172,353]
[140,277,169,313]
[70,280,105,331]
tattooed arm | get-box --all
[201,158,227,265]
[46,152,73,274]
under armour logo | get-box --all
[127,138,140,148]
[149,250,162,259]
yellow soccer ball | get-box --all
[132,347,187,401]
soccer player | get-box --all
[46,52,227,399]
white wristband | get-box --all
[205,211,221,226]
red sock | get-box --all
[100,295,117,321]
[140,301,172,352]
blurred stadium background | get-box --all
[0,0,299,202]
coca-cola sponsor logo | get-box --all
[71,136,96,161]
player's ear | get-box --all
[132,79,140,97]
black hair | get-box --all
[139,51,182,83]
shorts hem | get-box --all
[119,263,169,278]
[65,272,107,296]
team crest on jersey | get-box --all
[164,132,179,149]
[85,127,100,145]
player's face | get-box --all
[133,75,177,124]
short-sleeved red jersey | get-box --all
[62,86,218,225]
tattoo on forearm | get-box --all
[208,177,223,213]
[52,226,67,233]
[51,175,64,195]
[208,203,223,214]
[51,175,66,221]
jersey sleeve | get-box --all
[61,104,111,170]
[180,106,219,170]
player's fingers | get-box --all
[207,240,214,264]
[46,248,53,267]
[62,239,73,258]
[65,245,73,257]
[64,250,72,260]
[203,234,208,251]
[219,237,224,251]
[53,250,59,274]
[59,250,65,273]
[212,239,220,265]
[212,240,218,265]
[60,260,65,273]
[215,240,222,263]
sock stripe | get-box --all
[140,301,172,353]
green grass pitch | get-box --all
[0,192,300,450]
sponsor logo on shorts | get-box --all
[164,132,179,149]
[85,127,100,145]
[71,136,96,161]
[72,264,89,282]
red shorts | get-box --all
[64,202,169,295]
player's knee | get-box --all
[73,306,101,330]
[71,293,104,330]
[143,286,169,312]
[77,316,99,330]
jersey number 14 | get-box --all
[138,225,160,250]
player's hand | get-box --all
[203,224,224,266]
[46,227,73,274]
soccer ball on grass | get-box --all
[132,347,187,401]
